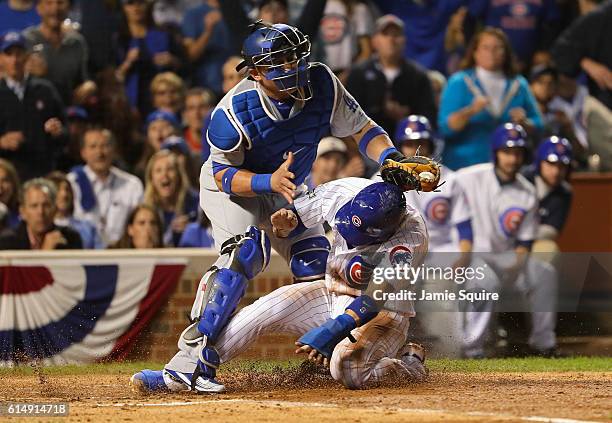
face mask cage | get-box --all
[250,28,313,101]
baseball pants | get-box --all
[165,280,426,389]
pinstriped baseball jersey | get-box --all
[404,165,471,251]
[456,163,538,252]
[293,177,428,311]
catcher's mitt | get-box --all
[380,155,442,192]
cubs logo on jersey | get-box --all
[499,207,526,237]
[389,245,412,267]
[424,197,450,225]
[345,255,374,290]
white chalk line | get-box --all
[94,398,603,423]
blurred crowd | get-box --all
[0,0,610,252]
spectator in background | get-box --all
[153,0,201,31]
[161,135,199,188]
[74,0,121,76]
[47,171,103,249]
[23,0,89,105]
[56,105,89,172]
[92,68,143,168]
[551,0,612,110]
[178,208,214,247]
[219,0,328,58]
[221,55,244,94]
[150,71,185,117]
[135,109,179,180]
[115,0,181,116]
[550,73,612,171]
[109,203,163,249]
[467,0,561,72]
[183,87,215,155]
[346,14,436,137]
[0,178,82,250]
[305,136,348,190]
[428,70,447,113]
[373,0,466,75]
[0,31,65,181]
[182,0,230,95]
[143,150,198,246]
[522,136,573,253]
[438,28,543,170]
[0,0,40,34]
[68,127,143,247]
[316,0,373,82]
[258,0,289,23]
[0,159,22,229]
[529,65,584,161]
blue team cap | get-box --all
[161,135,190,155]
[145,110,180,129]
[1,31,26,52]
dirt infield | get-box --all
[1,363,610,422]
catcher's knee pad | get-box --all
[289,236,330,282]
[223,225,271,280]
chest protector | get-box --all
[231,64,335,185]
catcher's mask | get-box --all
[334,182,406,248]
[237,20,312,101]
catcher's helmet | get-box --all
[237,21,312,100]
[335,182,406,248]
[491,122,527,152]
[394,115,440,153]
[535,136,572,168]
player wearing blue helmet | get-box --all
[132,21,415,393]
[522,136,573,246]
[456,123,558,358]
[394,115,438,158]
[134,177,430,392]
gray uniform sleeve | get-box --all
[328,67,370,138]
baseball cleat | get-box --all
[165,369,226,393]
[130,369,168,393]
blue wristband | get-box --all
[251,173,273,194]
[456,219,473,242]
[378,147,399,165]
[358,125,388,156]
[221,167,239,194]
[212,161,230,175]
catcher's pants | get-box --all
[165,280,426,389]
[461,256,557,357]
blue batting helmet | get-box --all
[491,122,527,152]
[394,115,440,154]
[237,21,311,100]
[335,182,406,247]
[535,136,572,169]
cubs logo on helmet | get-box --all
[345,255,375,290]
[425,197,450,225]
[389,245,412,267]
[499,207,526,237]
